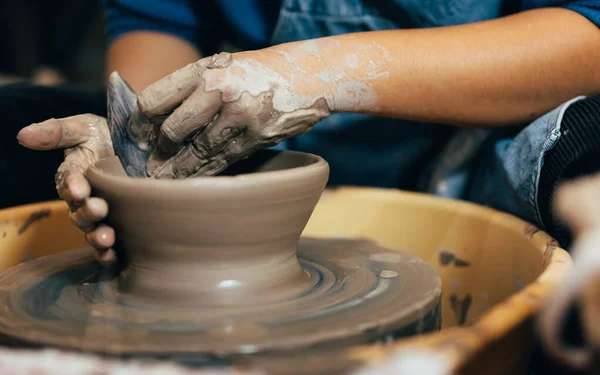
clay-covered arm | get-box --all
[256,7,600,127]
[137,7,600,179]
[106,31,201,93]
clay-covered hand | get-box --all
[17,115,116,262]
[139,50,332,178]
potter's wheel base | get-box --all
[0,238,441,358]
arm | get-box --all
[135,6,600,178]
[250,7,600,127]
[106,31,200,93]
[102,0,205,92]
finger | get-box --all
[154,115,245,179]
[56,168,91,208]
[194,110,246,155]
[96,249,117,264]
[138,53,232,118]
[69,198,108,231]
[86,225,117,265]
[189,158,230,177]
[188,135,265,178]
[56,147,98,206]
[137,61,206,119]
[213,133,268,167]
[85,225,115,250]
[145,90,222,176]
[17,115,96,150]
[160,88,222,144]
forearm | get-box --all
[106,31,201,93]
[258,8,600,127]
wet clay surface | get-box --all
[0,149,442,373]
[0,238,441,358]
[86,150,331,306]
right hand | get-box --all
[138,50,331,179]
[17,115,117,263]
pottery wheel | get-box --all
[0,238,441,357]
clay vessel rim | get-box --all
[86,150,329,189]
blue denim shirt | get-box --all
[104,0,600,50]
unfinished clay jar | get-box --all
[86,150,329,307]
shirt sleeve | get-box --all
[521,0,600,28]
[102,0,201,47]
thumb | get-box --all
[17,115,96,150]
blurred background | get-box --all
[0,0,105,87]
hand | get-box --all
[555,173,600,234]
[17,115,117,263]
[138,50,332,179]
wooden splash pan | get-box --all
[0,187,571,374]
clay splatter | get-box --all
[449,294,473,326]
[438,250,470,267]
[18,209,51,235]
[380,270,399,278]
[439,251,454,265]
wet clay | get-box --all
[0,150,441,373]
[86,150,330,306]
[0,237,441,358]
[0,150,441,365]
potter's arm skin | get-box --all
[17,31,201,261]
[141,7,600,178]
[106,31,202,93]
[302,8,600,126]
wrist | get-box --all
[232,46,333,115]
[262,38,387,114]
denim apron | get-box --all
[267,0,582,229]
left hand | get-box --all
[137,50,332,179]
[18,115,117,263]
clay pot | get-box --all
[0,187,572,374]
[85,150,329,307]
